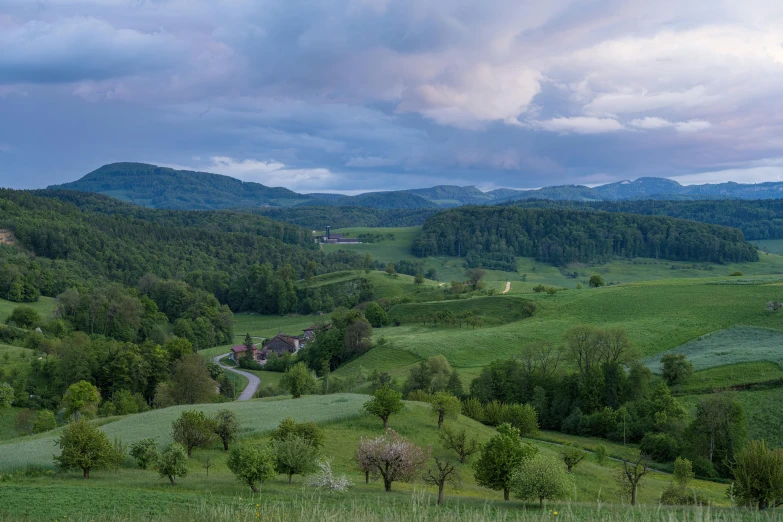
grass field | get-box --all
[0,344,34,376]
[0,397,732,521]
[320,227,783,291]
[0,296,57,324]
[388,295,534,327]
[643,327,783,374]
[681,387,783,449]
[0,394,369,470]
[675,362,783,394]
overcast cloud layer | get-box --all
[2,0,783,192]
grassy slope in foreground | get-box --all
[0,400,730,522]
[0,394,368,470]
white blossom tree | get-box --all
[306,458,352,495]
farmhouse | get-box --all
[315,226,361,244]
[230,342,260,363]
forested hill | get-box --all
[504,199,783,240]
[50,162,314,210]
[303,190,437,209]
[0,189,361,298]
[412,207,759,270]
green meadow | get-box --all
[0,296,57,323]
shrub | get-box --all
[502,403,538,437]
[306,458,352,494]
[483,400,506,426]
[461,397,485,422]
[32,410,57,433]
[6,307,41,329]
[691,455,718,479]
[62,381,101,419]
[589,275,605,287]
[639,433,680,462]
[129,438,159,469]
[281,362,317,398]
[729,271,744,277]
[660,484,708,505]
[270,418,325,448]
[406,390,434,403]
[0,383,13,408]
[594,444,608,465]
[731,440,783,509]
[661,354,694,385]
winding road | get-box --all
[502,281,511,294]
[213,354,261,401]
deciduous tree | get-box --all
[473,423,538,501]
[431,392,461,429]
[157,443,189,485]
[356,429,427,492]
[423,457,460,505]
[618,451,651,506]
[561,443,586,473]
[273,436,319,484]
[53,418,114,479]
[129,438,159,469]
[512,454,573,507]
[213,409,239,451]
[280,362,316,398]
[363,384,403,429]
[439,427,480,464]
[62,380,101,418]
[227,445,276,493]
[171,410,216,457]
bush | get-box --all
[588,275,605,288]
[483,400,506,426]
[6,307,41,329]
[660,484,708,505]
[731,440,783,509]
[129,438,159,469]
[32,410,57,433]
[594,444,608,466]
[729,271,744,277]
[406,390,434,403]
[502,403,538,437]
[461,398,485,423]
[691,455,718,479]
[639,433,680,462]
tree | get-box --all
[363,384,404,429]
[62,380,101,418]
[32,410,57,433]
[0,383,13,408]
[561,443,586,473]
[385,263,397,277]
[171,410,216,457]
[274,436,319,484]
[157,443,189,485]
[440,427,480,464]
[227,445,277,493]
[731,440,783,509]
[618,451,651,506]
[414,274,425,286]
[512,454,573,507]
[270,418,325,448]
[465,268,486,290]
[306,458,352,494]
[687,394,747,474]
[423,457,460,505]
[431,392,461,430]
[280,362,316,398]
[661,354,694,385]
[6,306,41,329]
[673,457,695,488]
[53,418,114,479]
[364,302,388,328]
[588,274,605,288]
[503,403,539,436]
[169,354,218,405]
[473,423,538,501]
[213,409,239,451]
[356,429,427,492]
[129,438,159,469]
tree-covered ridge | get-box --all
[256,206,437,229]
[0,189,361,296]
[505,199,783,241]
[305,191,437,210]
[50,162,313,210]
[412,206,759,269]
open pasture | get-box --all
[0,296,57,324]
[0,394,369,470]
[0,399,731,522]
[675,362,783,394]
[643,327,783,374]
[388,295,535,327]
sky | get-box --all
[2,1,783,193]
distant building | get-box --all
[314,226,360,244]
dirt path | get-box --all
[502,281,511,294]
[213,354,261,401]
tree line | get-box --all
[413,206,759,269]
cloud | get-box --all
[0,17,181,84]
[531,117,624,134]
[346,156,396,168]
[629,117,712,132]
[171,156,338,192]
[672,166,783,185]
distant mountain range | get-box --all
[48,162,783,210]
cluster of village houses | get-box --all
[229,325,329,363]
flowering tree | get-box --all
[306,458,352,495]
[355,429,428,492]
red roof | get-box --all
[231,344,257,353]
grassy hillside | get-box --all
[0,396,733,522]
[388,296,535,327]
[643,327,783,373]
[0,296,57,323]
[0,394,369,470]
